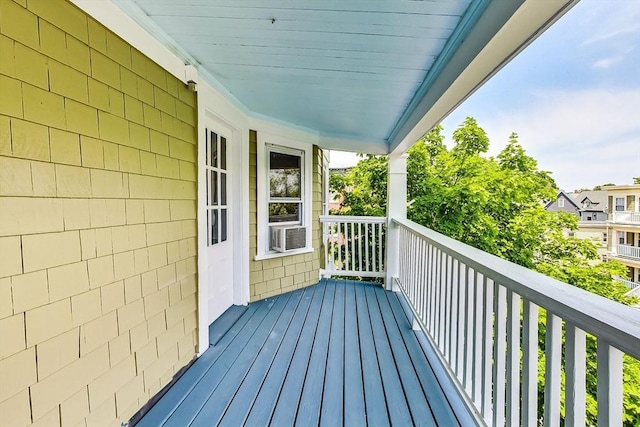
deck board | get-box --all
[136,279,467,427]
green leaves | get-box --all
[329,116,639,425]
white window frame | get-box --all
[267,144,304,227]
[557,198,564,208]
[615,197,625,211]
[255,132,313,260]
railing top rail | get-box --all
[319,215,387,224]
[393,217,640,359]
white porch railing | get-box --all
[393,218,640,427]
[616,244,640,260]
[611,211,640,224]
[613,276,640,290]
[319,215,386,278]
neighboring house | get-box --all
[0,1,635,427]
[545,190,581,216]
[604,185,640,289]
[544,190,608,258]
[571,190,609,258]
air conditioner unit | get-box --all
[270,225,307,252]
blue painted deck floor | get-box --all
[137,279,464,426]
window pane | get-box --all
[269,203,300,223]
[211,171,218,206]
[269,152,301,198]
[211,209,218,245]
[221,137,227,170]
[211,131,218,168]
[221,209,227,242]
[221,173,227,205]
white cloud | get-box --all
[593,56,624,69]
[473,88,640,190]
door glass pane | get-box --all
[221,137,227,170]
[205,169,209,206]
[211,171,218,206]
[205,130,209,167]
[206,207,210,246]
[211,131,218,168]
[269,152,301,198]
[269,202,300,223]
[221,209,227,242]
[221,173,227,206]
[211,209,218,245]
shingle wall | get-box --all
[0,0,198,425]
[248,130,323,301]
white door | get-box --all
[203,124,234,324]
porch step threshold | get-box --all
[209,304,248,346]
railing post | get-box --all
[386,153,407,290]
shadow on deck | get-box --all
[136,279,472,426]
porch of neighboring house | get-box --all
[136,279,471,427]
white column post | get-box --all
[385,152,407,290]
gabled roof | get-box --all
[102,0,577,154]
[545,190,580,210]
[571,190,608,211]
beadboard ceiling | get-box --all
[112,0,574,153]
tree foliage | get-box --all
[329,117,639,426]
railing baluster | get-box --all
[491,282,506,426]
[464,265,473,394]
[506,290,521,426]
[440,251,448,348]
[378,222,383,271]
[521,300,538,427]
[473,269,483,405]
[596,339,623,427]
[565,322,585,427]
[449,258,459,368]
[365,223,370,273]
[456,261,466,377]
[544,313,562,427]
[357,222,362,272]
[482,276,494,422]
[442,253,451,358]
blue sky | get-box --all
[331,1,640,191]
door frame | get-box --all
[196,82,250,355]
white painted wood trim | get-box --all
[597,339,624,427]
[256,131,315,258]
[391,218,640,358]
[195,79,250,355]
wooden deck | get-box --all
[136,279,469,426]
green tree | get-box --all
[330,117,639,426]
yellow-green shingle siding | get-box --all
[0,0,198,425]
[248,131,324,301]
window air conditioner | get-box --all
[270,225,307,252]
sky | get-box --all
[330,0,640,192]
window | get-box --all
[205,130,228,246]
[268,147,303,225]
[618,232,625,244]
[615,197,625,211]
[603,232,607,242]
[558,198,565,208]
[256,134,313,259]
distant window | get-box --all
[618,232,625,244]
[568,231,575,237]
[603,232,607,242]
[586,216,592,221]
[558,198,565,208]
[615,197,625,211]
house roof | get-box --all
[108,0,576,154]
[571,190,608,211]
[545,190,580,210]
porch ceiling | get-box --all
[113,0,575,154]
